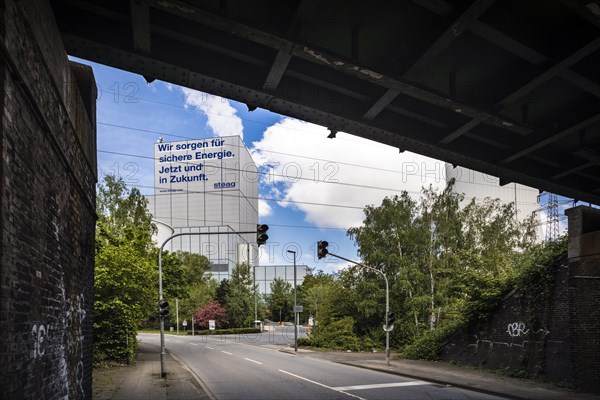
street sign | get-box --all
[383,324,394,332]
[182,320,188,326]
[209,320,216,330]
[294,306,303,313]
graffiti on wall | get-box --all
[31,323,49,359]
[507,321,550,337]
[467,322,550,350]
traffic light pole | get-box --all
[158,230,260,378]
[326,252,390,366]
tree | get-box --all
[195,300,227,329]
[175,252,216,322]
[347,180,538,347]
[225,263,256,327]
[94,175,155,363]
[268,278,293,323]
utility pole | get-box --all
[176,298,179,336]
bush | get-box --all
[93,299,138,364]
[190,327,261,335]
[302,317,375,351]
[401,320,464,360]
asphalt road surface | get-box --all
[138,332,508,400]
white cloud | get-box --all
[181,88,244,138]
[259,199,273,217]
[251,118,445,229]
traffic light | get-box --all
[317,241,329,259]
[257,224,269,247]
[158,300,169,317]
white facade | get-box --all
[148,135,259,279]
[254,265,309,297]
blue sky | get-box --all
[79,58,573,274]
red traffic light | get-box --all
[257,224,269,246]
[258,224,269,233]
[317,241,329,259]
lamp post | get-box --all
[287,249,297,352]
[158,229,259,378]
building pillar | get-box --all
[565,206,600,393]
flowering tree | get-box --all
[195,300,227,329]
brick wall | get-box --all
[439,206,600,394]
[566,206,600,393]
[0,1,97,399]
[439,273,564,381]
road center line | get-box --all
[221,351,233,355]
[244,357,262,365]
[278,369,366,400]
[333,381,431,391]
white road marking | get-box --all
[205,346,214,349]
[333,381,431,391]
[221,351,233,355]
[244,357,262,365]
[278,369,366,400]
[190,343,198,346]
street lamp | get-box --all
[287,249,298,352]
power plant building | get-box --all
[147,135,308,288]
[148,135,259,280]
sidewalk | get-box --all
[92,341,211,400]
[280,347,598,400]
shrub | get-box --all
[303,317,375,351]
[93,299,138,364]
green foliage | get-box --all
[336,180,542,358]
[401,319,464,360]
[94,175,155,363]
[403,238,567,361]
[192,327,261,335]
[173,251,216,322]
[518,236,566,300]
[225,263,256,327]
[304,317,375,351]
[93,299,139,364]
[268,278,293,322]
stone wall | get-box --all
[0,1,97,399]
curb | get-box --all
[167,350,217,400]
[335,361,525,400]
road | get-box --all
[139,332,507,400]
